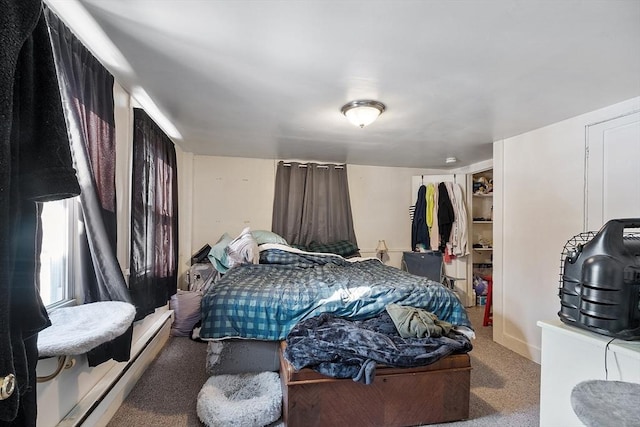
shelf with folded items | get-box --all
[470,169,493,308]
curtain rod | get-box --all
[282,163,344,169]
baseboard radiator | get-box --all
[56,310,173,427]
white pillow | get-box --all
[226,227,259,268]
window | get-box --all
[271,161,358,247]
[39,197,79,307]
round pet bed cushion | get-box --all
[197,371,282,427]
[38,301,136,357]
[571,380,640,427]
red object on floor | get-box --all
[483,278,493,326]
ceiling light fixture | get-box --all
[341,100,386,128]
[445,157,458,164]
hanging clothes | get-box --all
[426,183,440,251]
[411,185,430,251]
[445,182,469,256]
[437,182,455,253]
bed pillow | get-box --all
[307,240,360,257]
[226,227,260,268]
[251,230,288,246]
[170,290,202,337]
[208,233,233,273]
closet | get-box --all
[409,170,496,308]
[468,169,493,306]
[410,174,472,306]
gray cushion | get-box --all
[169,290,202,337]
[571,380,640,427]
[38,301,136,357]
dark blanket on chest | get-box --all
[284,312,472,385]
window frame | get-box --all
[39,196,82,310]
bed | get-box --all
[199,243,472,341]
[198,236,473,426]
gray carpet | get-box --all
[108,306,540,426]
[429,305,541,427]
[107,337,209,427]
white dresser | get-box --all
[537,320,640,427]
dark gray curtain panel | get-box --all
[46,8,131,305]
[46,8,133,368]
[272,161,358,247]
[130,108,178,320]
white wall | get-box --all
[348,164,453,267]
[177,155,276,285]
[175,148,194,289]
[493,96,640,363]
[191,156,276,247]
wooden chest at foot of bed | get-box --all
[278,342,471,427]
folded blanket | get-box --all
[284,311,472,384]
[385,303,453,338]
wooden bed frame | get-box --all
[278,341,471,427]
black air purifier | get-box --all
[558,218,640,340]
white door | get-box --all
[585,111,640,231]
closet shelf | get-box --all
[471,170,493,308]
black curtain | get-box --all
[130,108,178,320]
[0,1,80,424]
[272,161,358,247]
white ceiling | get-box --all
[48,0,640,169]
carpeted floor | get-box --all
[108,305,540,427]
[429,306,541,427]
[107,337,209,427]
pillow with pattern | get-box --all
[307,240,360,257]
[226,227,260,268]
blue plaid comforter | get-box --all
[199,248,472,340]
